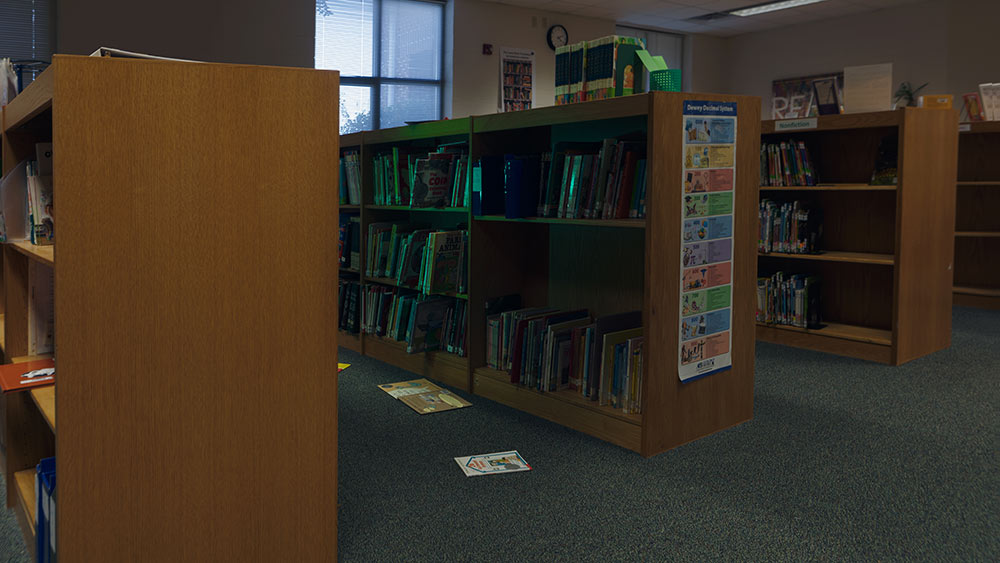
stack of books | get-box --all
[372,143,470,208]
[554,35,645,105]
[486,307,643,414]
[758,200,822,254]
[340,150,362,205]
[363,288,467,355]
[756,272,822,329]
[366,222,468,296]
[963,86,1000,121]
[760,140,815,187]
[0,143,55,245]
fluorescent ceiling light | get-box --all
[729,0,827,17]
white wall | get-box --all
[724,1,949,116]
[450,0,614,119]
[687,34,729,94]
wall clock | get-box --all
[546,24,568,50]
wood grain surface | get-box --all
[53,55,339,561]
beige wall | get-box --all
[450,0,614,119]
[723,1,949,116]
[57,0,314,67]
[687,34,729,94]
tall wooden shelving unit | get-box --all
[2,55,340,560]
[756,109,958,365]
[954,121,1000,309]
[342,92,760,457]
[339,131,364,352]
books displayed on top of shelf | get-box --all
[474,136,648,220]
[756,272,822,330]
[372,143,470,208]
[760,140,815,187]
[584,35,645,102]
[340,150,362,205]
[962,92,985,122]
[338,213,361,270]
[363,285,467,355]
[366,222,469,295]
[758,200,822,254]
[339,279,361,334]
[485,304,643,414]
[976,83,1000,121]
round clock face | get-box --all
[547,25,568,50]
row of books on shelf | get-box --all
[0,143,54,244]
[340,150,362,205]
[475,137,648,220]
[760,140,815,187]
[363,286,467,356]
[338,279,361,333]
[554,35,646,105]
[372,143,470,208]
[758,199,822,254]
[338,214,361,270]
[366,223,468,295]
[756,272,822,329]
[486,300,643,414]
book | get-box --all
[504,154,542,219]
[426,230,466,294]
[963,92,986,122]
[454,450,531,477]
[599,327,642,406]
[410,156,452,208]
[584,36,645,101]
[472,155,505,216]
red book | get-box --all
[0,359,55,393]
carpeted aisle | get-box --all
[1,307,996,561]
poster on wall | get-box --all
[499,47,534,112]
[678,100,737,383]
[771,72,844,119]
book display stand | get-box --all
[1,55,339,559]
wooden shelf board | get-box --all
[2,67,53,132]
[473,94,649,132]
[956,181,1000,186]
[340,204,360,210]
[340,132,364,147]
[959,121,1000,134]
[758,250,895,265]
[756,323,893,364]
[11,353,54,364]
[13,469,36,536]
[955,231,1000,238]
[953,286,1000,297]
[762,110,901,133]
[364,335,470,391]
[760,183,897,191]
[474,366,641,425]
[366,277,468,299]
[31,385,56,432]
[475,215,645,228]
[366,205,469,213]
[362,117,470,145]
[338,330,362,353]
[339,267,361,274]
[756,321,892,346]
[8,241,54,267]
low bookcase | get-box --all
[757,109,958,365]
[343,92,760,457]
[954,121,1000,309]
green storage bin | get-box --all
[650,69,682,92]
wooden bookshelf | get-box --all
[2,55,339,559]
[342,92,758,457]
[13,468,36,555]
[367,205,469,212]
[955,123,1000,308]
[759,108,958,364]
[759,183,897,191]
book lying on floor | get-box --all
[454,450,532,477]
[378,378,471,414]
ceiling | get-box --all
[484,0,924,37]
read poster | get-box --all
[679,101,736,382]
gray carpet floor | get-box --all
[2,306,997,561]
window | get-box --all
[615,25,684,92]
[316,0,444,134]
[0,0,52,91]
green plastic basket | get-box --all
[650,69,682,92]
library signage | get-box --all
[678,100,737,382]
[775,118,817,131]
